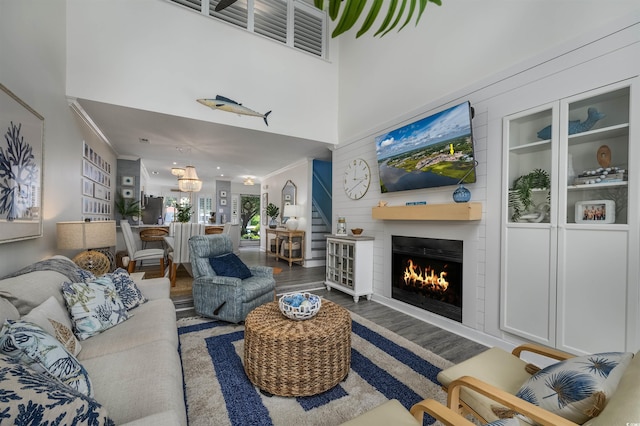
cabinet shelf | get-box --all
[567,123,629,145]
[567,181,628,191]
[372,202,482,221]
[509,139,551,154]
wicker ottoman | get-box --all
[243,300,351,397]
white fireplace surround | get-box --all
[380,221,481,331]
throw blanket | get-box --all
[1,258,88,283]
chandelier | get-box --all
[178,165,202,192]
[171,167,185,177]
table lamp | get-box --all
[283,205,301,231]
[57,220,116,275]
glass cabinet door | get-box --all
[505,104,557,224]
[562,86,630,225]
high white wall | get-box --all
[65,0,340,145]
[337,0,640,142]
[0,0,117,274]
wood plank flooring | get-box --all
[171,246,488,364]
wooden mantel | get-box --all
[372,202,482,221]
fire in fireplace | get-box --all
[392,236,463,322]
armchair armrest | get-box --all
[511,343,574,361]
[410,399,475,426]
[448,376,578,426]
[193,276,242,288]
[249,265,273,278]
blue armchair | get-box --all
[189,234,275,323]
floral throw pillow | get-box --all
[514,352,633,424]
[62,277,130,340]
[22,295,82,356]
[0,353,114,425]
[102,268,147,310]
[0,320,93,396]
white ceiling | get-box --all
[76,99,334,189]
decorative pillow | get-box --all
[513,352,633,424]
[0,320,93,396]
[78,268,97,282]
[62,277,130,340]
[0,353,114,425]
[102,268,147,310]
[23,296,82,356]
[209,253,252,279]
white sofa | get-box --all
[0,256,187,425]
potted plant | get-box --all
[176,203,193,223]
[115,192,142,223]
[508,169,551,222]
[266,203,279,229]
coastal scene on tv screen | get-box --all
[376,102,476,193]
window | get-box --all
[169,0,326,58]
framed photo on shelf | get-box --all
[122,176,134,186]
[575,200,615,224]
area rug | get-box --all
[178,311,454,425]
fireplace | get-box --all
[391,236,463,322]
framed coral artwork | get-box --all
[0,84,44,244]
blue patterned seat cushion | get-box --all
[102,268,147,310]
[209,253,253,279]
[0,320,93,396]
[0,353,114,425]
[515,351,633,424]
[62,277,130,340]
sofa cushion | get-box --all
[209,253,252,279]
[0,319,93,396]
[515,352,633,424]
[62,278,130,340]
[134,277,170,301]
[0,354,114,425]
[103,268,147,310]
[0,270,70,316]
[0,296,19,323]
[81,340,187,425]
[77,298,178,360]
[23,295,82,356]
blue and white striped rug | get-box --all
[178,311,453,426]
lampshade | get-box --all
[57,220,116,250]
[171,167,185,177]
[57,221,116,276]
[178,165,202,192]
[283,205,301,231]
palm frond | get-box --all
[544,371,597,409]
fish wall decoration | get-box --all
[537,107,605,140]
[197,96,271,126]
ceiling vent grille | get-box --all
[169,0,326,58]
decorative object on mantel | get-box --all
[377,200,388,207]
[536,107,605,140]
[197,96,271,126]
[266,203,279,229]
[452,160,478,203]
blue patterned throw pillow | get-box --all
[514,351,633,423]
[0,320,93,397]
[0,353,114,425]
[209,253,252,279]
[62,277,130,340]
[102,268,147,310]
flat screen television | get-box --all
[375,101,476,193]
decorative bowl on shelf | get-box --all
[351,228,363,236]
[278,292,322,320]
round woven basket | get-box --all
[278,292,321,320]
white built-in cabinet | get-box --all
[501,78,639,355]
[325,236,374,303]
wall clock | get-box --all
[343,158,371,200]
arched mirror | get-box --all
[281,180,297,223]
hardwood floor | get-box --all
[171,245,488,364]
